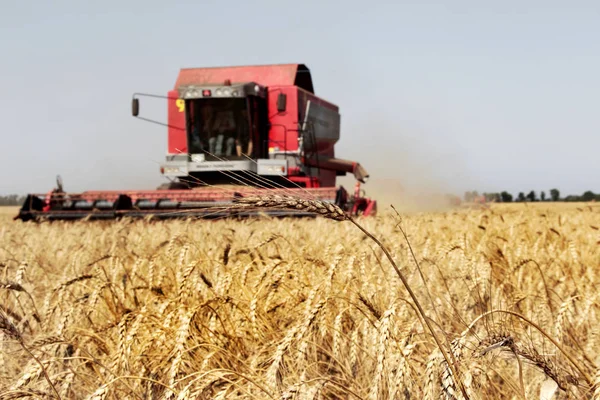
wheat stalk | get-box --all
[234,194,347,220]
[368,303,396,400]
[235,194,471,397]
[2,196,598,398]
[592,368,600,400]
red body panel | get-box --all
[267,86,299,153]
[167,89,187,154]
[175,64,303,88]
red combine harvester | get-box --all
[15,63,377,221]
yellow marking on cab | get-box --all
[176,99,185,112]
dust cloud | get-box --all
[337,114,476,213]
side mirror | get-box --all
[132,98,139,116]
[277,93,287,112]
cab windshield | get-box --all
[186,98,253,160]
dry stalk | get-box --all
[345,217,471,399]
[3,191,598,399]
[237,194,470,399]
[472,309,593,387]
[593,368,600,400]
[1,310,62,399]
[234,195,346,220]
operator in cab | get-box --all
[189,104,213,154]
[235,109,253,157]
[209,101,236,157]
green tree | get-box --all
[517,192,526,202]
[582,191,597,202]
[550,188,560,201]
[540,191,546,201]
[500,191,513,202]
[526,190,537,202]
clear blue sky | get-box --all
[1,0,598,198]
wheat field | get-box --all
[0,202,599,399]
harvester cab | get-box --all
[145,80,271,188]
[15,63,377,221]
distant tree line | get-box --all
[0,195,26,206]
[464,189,600,203]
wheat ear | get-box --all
[233,195,347,220]
[238,193,470,398]
[592,368,600,400]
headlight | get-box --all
[215,88,223,96]
[162,166,187,175]
[191,154,205,163]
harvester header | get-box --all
[16,63,377,221]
